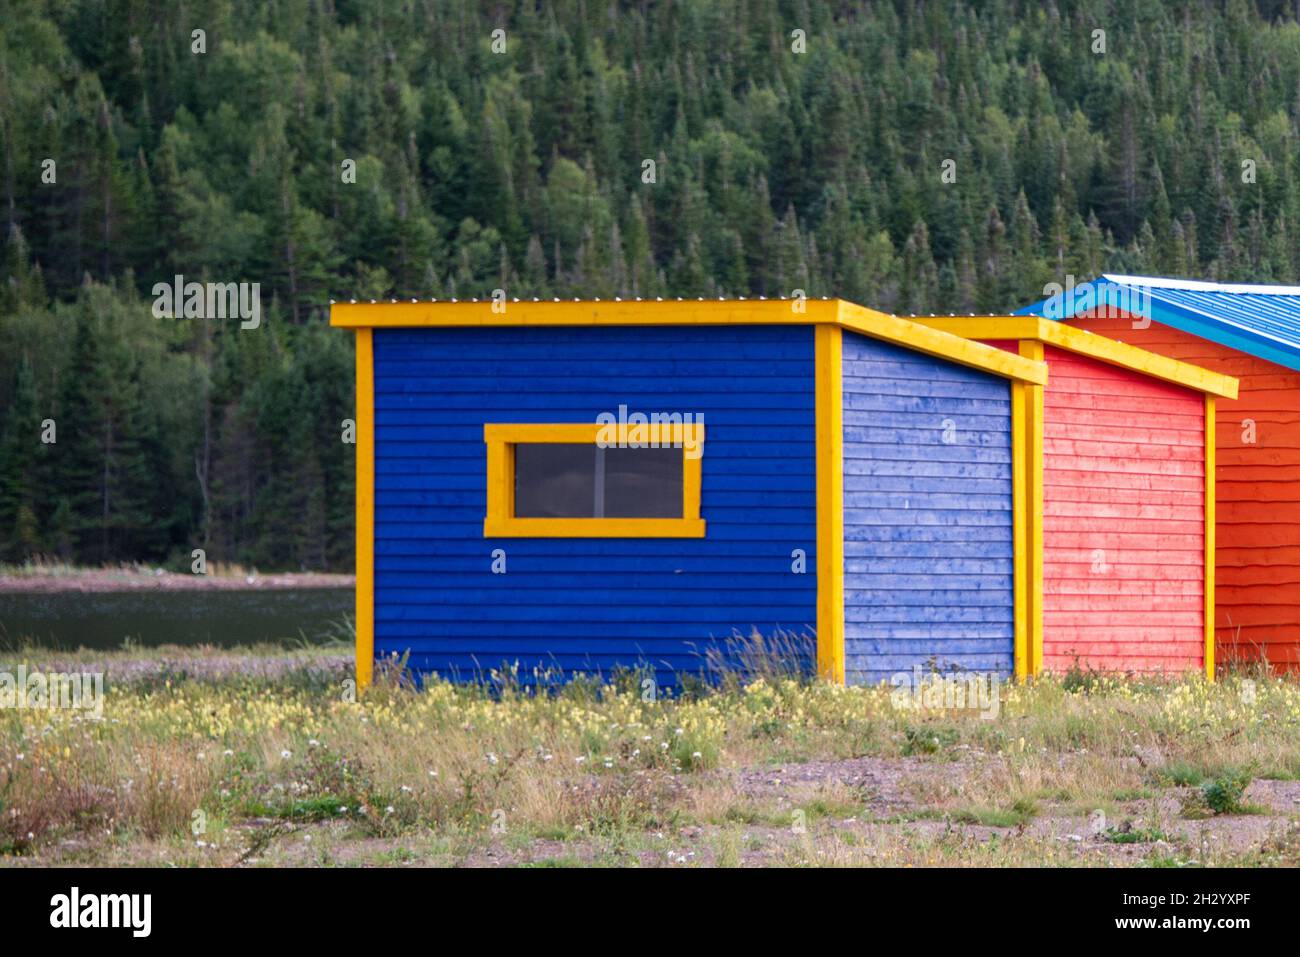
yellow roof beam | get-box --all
[330,297,842,328]
[329,298,1049,385]
[917,315,1238,399]
[835,302,1047,386]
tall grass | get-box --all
[2,647,1299,864]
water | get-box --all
[0,588,354,650]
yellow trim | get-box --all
[1019,339,1045,676]
[329,298,1049,386]
[482,421,705,538]
[334,297,844,328]
[836,302,1047,385]
[484,422,702,447]
[1011,378,1029,681]
[354,329,374,692]
[483,517,705,538]
[917,315,1238,398]
[485,433,516,523]
[815,324,845,685]
[1205,397,1216,680]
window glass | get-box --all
[513,443,683,519]
[603,447,683,518]
[514,444,596,517]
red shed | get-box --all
[1017,275,1300,672]
[920,316,1238,676]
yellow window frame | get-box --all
[483,422,706,538]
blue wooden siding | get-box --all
[372,325,817,686]
[841,332,1015,685]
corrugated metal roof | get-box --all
[1015,274,1300,371]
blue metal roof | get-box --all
[1015,274,1300,371]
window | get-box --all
[483,423,705,537]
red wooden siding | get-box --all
[1037,346,1206,672]
[981,336,1210,673]
[1067,311,1300,671]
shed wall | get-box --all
[1065,311,1300,670]
[371,325,818,685]
[840,332,1016,684]
[1034,344,1206,672]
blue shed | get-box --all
[331,298,1047,688]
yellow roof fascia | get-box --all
[834,302,1046,385]
[329,298,1049,385]
[917,315,1237,399]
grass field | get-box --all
[0,560,352,592]
[2,644,1299,867]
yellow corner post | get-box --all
[1011,378,1029,681]
[815,324,845,684]
[1019,339,1045,676]
[354,328,375,692]
[1205,396,1216,680]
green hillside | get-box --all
[2,0,1298,568]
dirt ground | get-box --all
[16,754,1300,868]
[4,648,1296,868]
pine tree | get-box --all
[52,299,117,562]
[901,220,939,315]
[0,355,42,560]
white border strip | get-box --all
[1102,274,1300,296]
